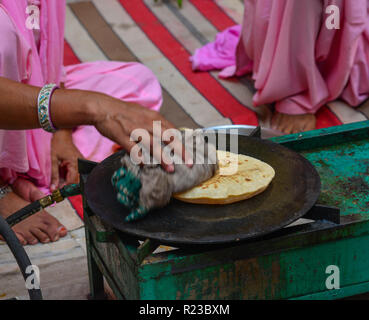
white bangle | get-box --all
[37,83,59,133]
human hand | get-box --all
[90,94,192,172]
[50,129,85,191]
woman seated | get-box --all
[191,0,369,134]
[0,0,180,245]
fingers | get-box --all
[64,161,80,185]
[162,129,193,168]
[131,130,191,172]
[128,123,175,172]
[97,105,191,172]
[127,113,187,171]
[151,137,175,172]
[50,154,59,192]
[122,139,143,165]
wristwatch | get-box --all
[0,185,12,200]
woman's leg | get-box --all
[237,0,326,133]
[0,7,66,245]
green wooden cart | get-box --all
[81,121,369,300]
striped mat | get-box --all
[64,0,369,218]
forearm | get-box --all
[0,77,98,130]
[0,76,182,171]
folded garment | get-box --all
[190,25,241,75]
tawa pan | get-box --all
[85,134,321,246]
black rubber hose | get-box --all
[0,215,43,300]
[60,183,81,198]
[6,184,81,228]
[0,184,81,300]
[6,201,42,227]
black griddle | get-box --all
[85,133,321,246]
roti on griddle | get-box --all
[173,150,275,204]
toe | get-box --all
[38,211,67,241]
[22,231,38,245]
[58,226,67,237]
[14,232,27,245]
[30,228,50,244]
[291,126,301,134]
[38,222,59,242]
[307,117,316,131]
[278,120,290,134]
[271,114,280,130]
[285,125,295,135]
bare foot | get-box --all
[271,112,316,134]
[12,178,48,203]
[0,179,67,245]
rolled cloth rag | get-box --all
[112,130,218,222]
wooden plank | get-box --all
[89,245,125,300]
[94,240,140,299]
[85,228,105,299]
[136,239,160,265]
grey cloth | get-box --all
[120,131,218,210]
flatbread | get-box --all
[173,150,275,204]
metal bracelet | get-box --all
[0,185,12,200]
[37,83,59,133]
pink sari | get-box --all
[0,0,162,192]
[191,0,369,115]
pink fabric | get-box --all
[0,0,162,192]
[64,61,162,163]
[190,25,241,73]
[191,0,369,115]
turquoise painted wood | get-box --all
[84,121,369,300]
